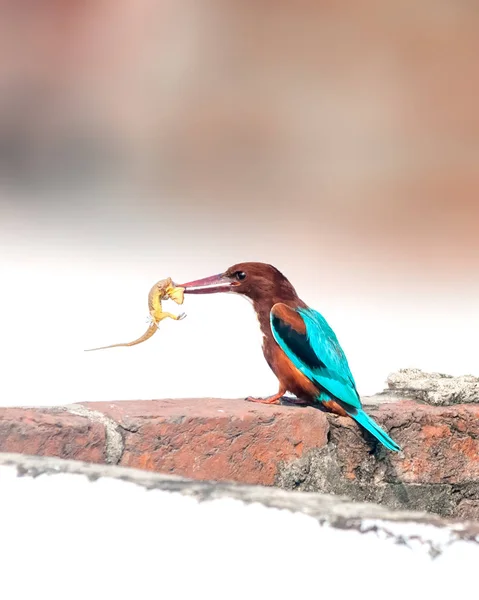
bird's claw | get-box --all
[178,312,187,320]
[245,396,282,405]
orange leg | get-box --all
[246,386,287,405]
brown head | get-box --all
[177,262,300,307]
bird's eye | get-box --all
[235,271,247,281]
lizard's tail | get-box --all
[84,323,159,352]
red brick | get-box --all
[82,399,329,485]
[0,407,106,464]
[2,397,479,507]
[385,403,479,484]
[327,400,479,485]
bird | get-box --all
[177,262,401,452]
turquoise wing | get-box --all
[270,304,362,411]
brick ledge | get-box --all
[1,395,478,519]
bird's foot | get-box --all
[177,312,187,320]
[245,395,283,405]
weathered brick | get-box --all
[2,396,479,518]
[0,407,106,464]
[277,398,479,518]
[329,401,479,485]
[82,399,329,485]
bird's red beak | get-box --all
[176,273,236,294]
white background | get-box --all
[0,462,476,600]
[1,199,478,408]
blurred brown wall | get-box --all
[0,0,478,275]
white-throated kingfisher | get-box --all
[178,262,401,452]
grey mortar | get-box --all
[66,404,124,464]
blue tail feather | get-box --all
[351,409,401,452]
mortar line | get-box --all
[66,404,124,465]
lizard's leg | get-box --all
[157,311,186,322]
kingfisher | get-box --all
[178,262,401,452]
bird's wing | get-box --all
[270,303,361,410]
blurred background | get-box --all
[1,1,478,406]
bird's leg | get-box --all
[246,386,287,405]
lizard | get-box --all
[85,277,186,352]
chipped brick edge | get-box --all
[2,452,479,557]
